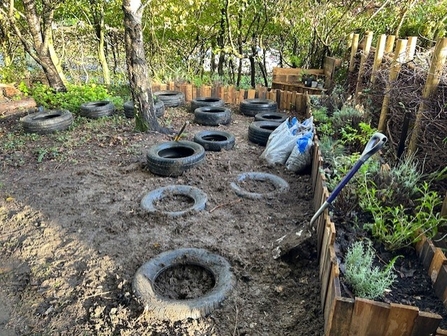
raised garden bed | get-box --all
[311,138,447,336]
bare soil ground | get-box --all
[0,105,325,335]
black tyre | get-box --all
[141,185,207,217]
[133,248,235,321]
[193,130,235,151]
[21,109,73,134]
[193,106,231,126]
[154,90,185,107]
[146,140,205,177]
[240,99,277,117]
[80,101,115,119]
[190,97,224,113]
[248,121,281,146]
[230,172,290,199]
[254,112,288,123]
[123,100,165,118]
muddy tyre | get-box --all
[80,101,115,119]
[254,112,288,123]
[193,106,231,126]
[240,99,277,117]
[123,100,165,119]
[21,109,73,134]
[146,141,205,177]
[141,185,207,217]
[193,130,235,151]
[133,248,235,321]
[154,90,185,107]
[190,97,224,113]
[248,121,281,146]
[230,172,290,199]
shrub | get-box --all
[344,240,398,299]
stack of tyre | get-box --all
[240,99,288,146]
[190,97,235,152]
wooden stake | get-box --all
[371,34,387,84]
[406,36,418,62]
[408,38,447,153]
[349,34,360,73]
[385,35,396,53]
[378,39,408,131]
[355,31,374,99]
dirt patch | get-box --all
[0,105,324,335]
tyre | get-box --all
[141,185,207,217]
[190,97,224,113]
[21,109,73,134]
[154,90,185,107]
[240,99,277,117]
[254,112,288,123]
[80,101,115,119]
[123,100,165,118]
[193,130,235,151]
[230,172,290,199]
[248,121,281,146]
[133,248,235,321]
[193,106,231,126]
[146,141,205,177]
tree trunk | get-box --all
[122,0,171,133]
[91,0,111,85]
[7,0,66,92]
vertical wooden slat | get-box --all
[410,311,443,336]
[420,238,437,270]
[428,248,447,282]
[227,85,234,104]
[434,265,447,304]
[291,91,297,113]
[238,89,245,104]
[329,297,354,336]
[382,303,418,336]
[247,89,256,99]
[348,298,389,336]
[185,84,193,102]
[159,83,167,90]
[321,245,337,308]
[168,81,175,90]
[441,193,447,217]
[323,262,340,333]
[406,36,418,62]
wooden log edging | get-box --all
[311,140,447,336]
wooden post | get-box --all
[349,34,360,72]
[355,31,374,99]
[378,39,407,132]
[347,32,355,49]
[441,193,447,218]
[385,35,396,53]
[185,84,193,102]
[406,36,418,62]
[408,38,447,153]
[371,34,387,84]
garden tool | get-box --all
[272,132,388,259]
[174,121,189,141]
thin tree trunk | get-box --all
[122,0,171,134]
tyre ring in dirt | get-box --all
[254,112,288,123]
[146,141,205,177]
[240,99,278,117]
[230,172,290,199]
[193,130,235,151]
[80,101,115,119]
[154,90,185,107]
[123,100,165,118]
[193,106,231,126]
[21,109,73,134]
[190,97,224,113]
[248,121,281,146]
[133,248,235,321]
[141,185,207,217]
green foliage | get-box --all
[28,83,124,113]
[344,240,398,300]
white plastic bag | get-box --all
[260,117,300,165]
[285,131,313,172]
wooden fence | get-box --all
[151,82,310,114]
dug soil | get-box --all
[0,105,324,335]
